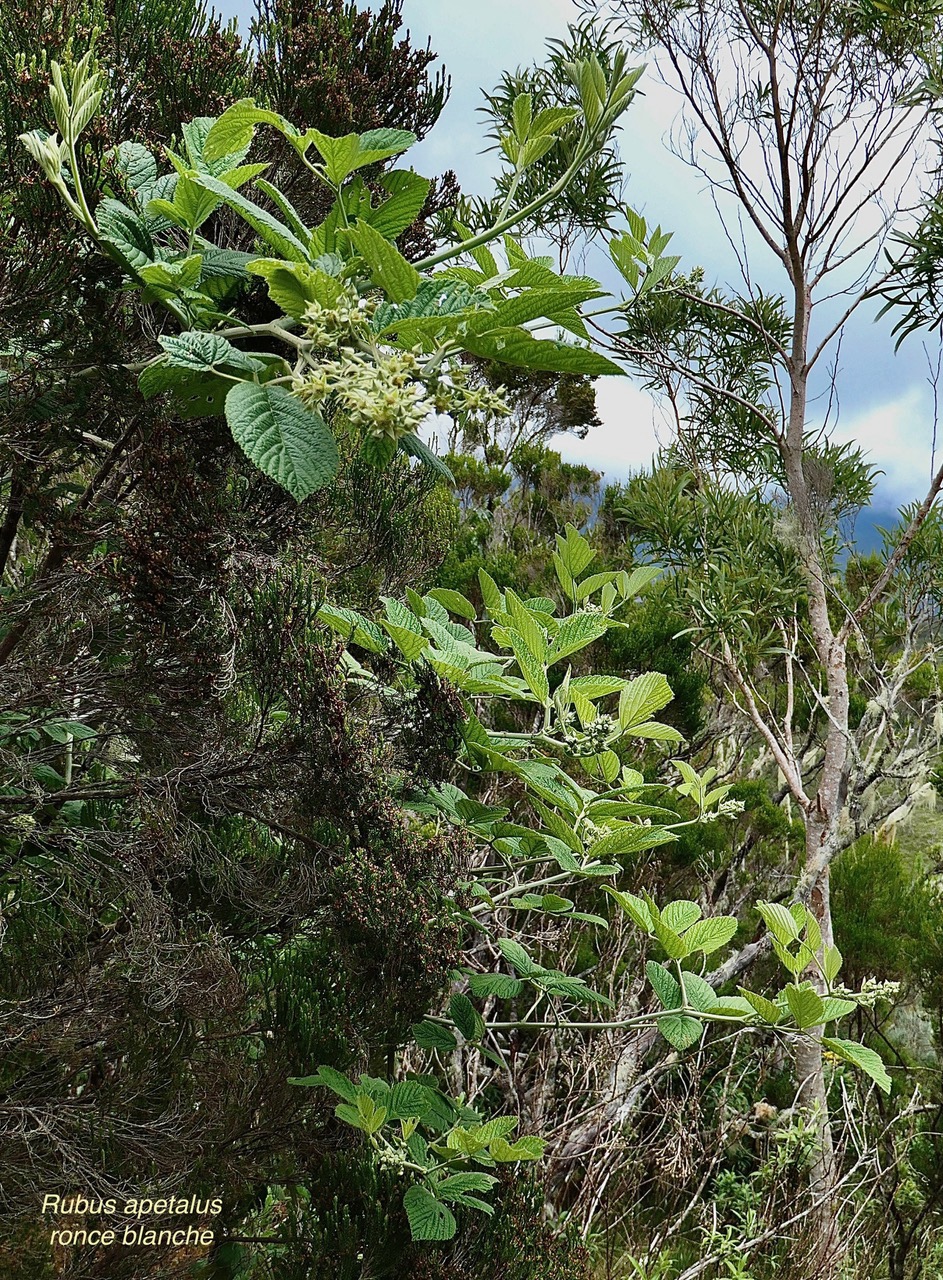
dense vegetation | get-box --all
[4,1,943,1277]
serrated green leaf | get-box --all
[822,1037,891,1093]
[604,887,653,931]
[225,382,338,500]
[489,1135,545,1162]
[411,1021,458,1051]
[497,938,539,976]
[757,901,801,945]
[468,973,524,999]
[460,325,624,376]
[190,172,310,262]
[97,198,155,270]
[403,1185,457,1241]
[681,916,739,956]
[659,1014,703,1051]
[646,961,681,1010]
[346,220,421,302]
[662,900,701,933]
[547,612,608,664]
[681,972,717,1012]
[369,169,431,239]
[291,1065,357,1101]
[785,984,826,1030]
[247,258,346,318]
[738,988,783,1024]
[388,1081,428,1120]
[823,944,843,984]
[158,331,262,374]
[449,993,484,1042]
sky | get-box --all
[216,0,942,512]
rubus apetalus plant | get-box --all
[291,524,893,1241]
[19,48,654,498]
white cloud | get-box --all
[832,388,940,507]
[550,375,669,480]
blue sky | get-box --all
[216,0,940,510]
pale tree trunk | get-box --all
[781,269,850,1273]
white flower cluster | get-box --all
[832,977,901,1008]
[296,288,510,444]
[700,797,746,823]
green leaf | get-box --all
[110,140,158,200]
[646,961,681,1010]
[388,1081,428,1120]
[662,900,701,933]
[247,258,345,318]
[604,887,653,932]
[411,1021,458,1051]
[346,220,421,302]
[427,588,476,620]
[681,972,717,1012]
[738,988,782,1024]
[202,99,292,164]
[438,1172,498,1199]
[757,900,801,945]
[370,169,432,239]
[497,938,539,976]
[138,364,229,418]
[489,1135,545,1162]
[618,673,673,728]
[785,984,826,1030]
[659,1014,703,1051]
[478,570,503,615]
[289,1065,357,1100]
[823,944,843,984]
[225,382,338,500]
[189,173,310,262]
[318,604,387,653]
[449,993,484,1042]
[503,629,549,702]
[398,432,455,481]
[821,997,857,1022]
[403,1186,457,1241]
[381,620,428,659]
[468,973,524,999]
[548,613,608,664]
[158,331,262,374]
[304,127,415,184]
[460,326,624,376]
[681,916,739,956]
[822,1038,892,1094]
[97,198,155,270]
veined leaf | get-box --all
[346,220,421,302]
[225,382,338,500]
[785,984,826,1030]
[246,257,346,318]
[369,169,431,239]
[738,988,782,1024]
[97,198,155,270]
[681,916,739,955]
[646,961,681,1010]
[468,973,524,999]
[190,172,310,262]
[460,325,624,376]
[822,1037,891,1094]
[548,612,608,664]
[411,1021,457,1051]
[158,331,262,374]
[202,99,295,163]
[403,1186,456,1241]
[659,1013,703,1051]
[618,672,674,728]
